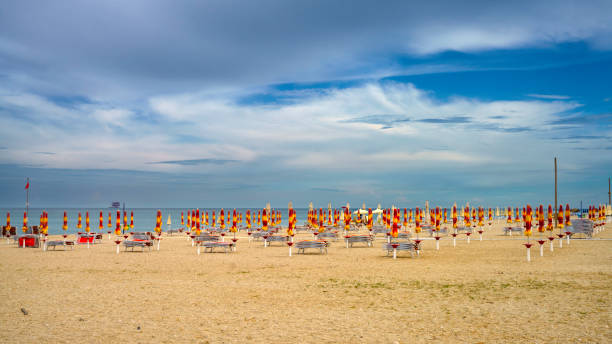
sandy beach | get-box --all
[1,222,610,343]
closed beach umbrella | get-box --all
[507,207,512,224]
[77,212,82,230]
[435,207,441,232]
[115,210,121,235]
[262,209,268,231]
[515,208,520,223]
[130,211,134,229]
[488,208,492,222]
[108,212,112,228]
[391,208,399,238]
[465,205,471,227]
[246,210,251,229]
[452,204,457,228]
[319,208,325,232]
[415,207,421,234]
[99,211,103,231]
[557,205,564,229]
[547,205,553,231]
[123,211,128,233]
[187,210,191,229]
[205,211,209,226]
[367,208,373,230]
[443,208,448,224]
[181,212,184,226]
[403,208,408,227]
[220,209,225,230]
[565,204,571,226]
[155,210,162,235]
[344,207,351,231]
[538,205,545,232]
[85,212,90,233]
[195,209,201,235]
[524,205,532,237]
[211,211,216,228]
[408,209,413,224]
[6,212,10,232]
[63,211,68,232]
[231,209,237,233]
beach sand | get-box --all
[1,222,610,343]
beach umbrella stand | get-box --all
[287,241,293,256]
[523,242,533,262]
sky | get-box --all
[0,0,611,208]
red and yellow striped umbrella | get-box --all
[115,210,121,236]
[488,208,492,222]
[6,212,10,231]
[155,210,162,235]
[478,207,484,227]
[415,207,421,234]
[99,211,104,231]
[204,211,208,226]
[547,205,553,231]
[108,212,112,228]
[452,205,458,228]
[130,211,134,229]
[524,205,532,237]
[565,204,571,226]
[408,209,413,224]
[231,209,237,233]
[465,205,471,227]
[343,207,351,231]
[435,207,441,232]
[287,208,295,236]
[391,208,399,238]
[538,205,544,232]
[211,210,215,227]
[262,209,268,231]
[220,209,225,230]
[195,209,201,235]
[123,211,128,233]
[515,207,520,223]
[257,210,261,226]
[181,212,184,225]
[319,208,325,232]
[63,211,68,231]
[403,208,408,227]
[507,207,512,224]
[443,208,448,224]
[557,205,564,229]
[77,212,82,229]
[85,211,90,233]
[367,208,373,230]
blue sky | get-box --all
[0,0,610,208]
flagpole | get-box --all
[25,177,29,217]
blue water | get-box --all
[0,208,313,235]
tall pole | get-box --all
[608,177,611,206]
[554,158,558,228]
[25,177,29,217]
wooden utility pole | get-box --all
[554,158,558,227]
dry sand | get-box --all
[1,222,611,343]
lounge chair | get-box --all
[265,235,289,246]
[566,219,593,238]
[383,242,417,258]
[295,240,328,254]
[502,227,523,235]
[316,231,338,241]
[45,240,75,251]
[344,234,373,247]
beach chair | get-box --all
[383,242,417,258]
[316,231,339,241]
[45,240,75,251]
[566,219,593,238]
[199,241,234,253]
[265,235,289,246]
[295,240,328,254]
[502,227,523,235]
[344,234,373,247]
[123,233,153,252]
[194,234,220,242]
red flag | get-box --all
[25,181,29,189]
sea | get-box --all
[0,208,311,235]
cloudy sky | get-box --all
[0,0,611,208]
